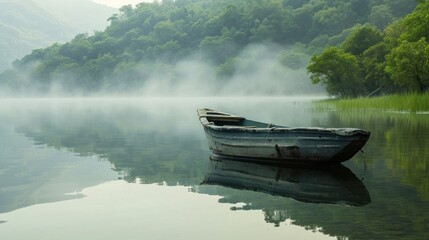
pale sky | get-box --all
[93,0,154,8]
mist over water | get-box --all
[0,44,325,98]
[138,44,322,97]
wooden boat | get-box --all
[202,155,371,206]
[197,108,370,165]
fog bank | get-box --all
[137,44,324,97]
[0,44,325,97]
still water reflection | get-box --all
[203,155,370,206]
[0,97,428,239]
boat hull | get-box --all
[198,109,370,165]
[203,126,369,164]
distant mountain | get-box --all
[31,0,116,33]
[0,0,115,71]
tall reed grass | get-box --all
[317,92,429,112]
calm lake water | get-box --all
[0,97,428,240]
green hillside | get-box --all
[0,0,417,95]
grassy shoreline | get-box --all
[318,92,429,112]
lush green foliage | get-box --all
[386,38,429,92]
[0,0,416,94]
[307,47,362,97]
[308,0,429,97]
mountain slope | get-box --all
[0,0,115,71]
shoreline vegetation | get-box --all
[307,1,429,98]
[318,92,429,113]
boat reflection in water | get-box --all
[203,154,371,206]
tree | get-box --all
[368,4,395,30]
[361,42,392,93]
[341,24,383,56]
[307,47,364,97]
[199,34,238,64]
[399,0,429,42]
[250,18,277,43]
[118,5,134,21]
[385,38,429,93]
[153,20,181,44]
[312,3,357,36]
[278,50,310,70]
[383,19,405,49]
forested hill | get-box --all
[0,0,417,95]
